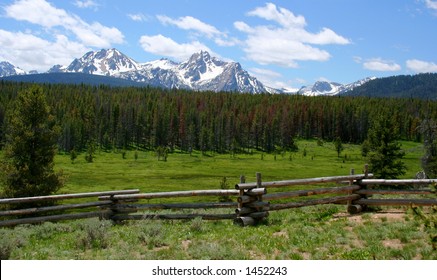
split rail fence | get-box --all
[1,165,437,227]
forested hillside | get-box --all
[344,73,437,99]
[1,81,436,154]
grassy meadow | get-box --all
[2,139,437,260]
[56,139,423,194]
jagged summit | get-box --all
[63,48,140,76]
[297,77,377,96]
[0,61,26,77]
[0,49,377,94]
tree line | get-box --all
[0,81,436,155]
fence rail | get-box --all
[1,165,437,227]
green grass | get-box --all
[55,139,423,195]
[1,205,435,260]
[1,139,435,260]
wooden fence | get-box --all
[1,165,437,227]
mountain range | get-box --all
[1,48,436,98]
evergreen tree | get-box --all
[420,119,437,178]
[1,86,64,205]
[364,113,406,179]
[334,137,344,158]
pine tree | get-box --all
[365,113,406,179]
[0,86,64,206]
[420,119,437,178]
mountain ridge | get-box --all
[2,48,436,98]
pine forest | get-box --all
[0,81,436,155]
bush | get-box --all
[76,219,112,250]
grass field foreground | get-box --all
[1,140,435,260]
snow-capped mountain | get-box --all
[0,61,26,77]
[1,49,375,95]
[61,48,140,76]
[297,77,376,96]
[53,49,267,93]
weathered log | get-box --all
[263,185,360,201]
[233,216,255,226]
[235,207,255,215]
[235,174,373,190]
[237,195,257,204]
[0,190,140,205]
[99,189,239,201]
[347,204,363,214]
[0,201,112,217]
[244,201,270,210]
[0,210,113,227]
[111,213,236,221]
[115,202,237,210]
[354,189,435,195]
[359,179,437,186]
[245,188,267,196]
[269,194,361,211]
[354,198,437,206]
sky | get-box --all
[1,0,437,90]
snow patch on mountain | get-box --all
[297,77,376,96]
[0,61,26,77]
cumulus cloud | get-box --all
[406,59,437,73]
[139,34,212,61]
[425,0,437,11]
[363,58,401,71]
[127,13,150,22]
[73,0,99,10]
[234,2,350,68]
[156,15,239,47]
[5,0,124,47]
[157,15,222,38]
[0,29,87,71]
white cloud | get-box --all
[139,34,212,61]
[128,13,150,22]
[247,2,306,29]
[363,58,401,71]
[157,15,222,39]
[406,59,437,73]
[73,0,99,10]
[0,29,87,71]
[4,0,124,48]
[156,15,239,47]
[425,0,437,11]
[235,2,350,68]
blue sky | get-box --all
[1,0,437,89]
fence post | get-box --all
[347,168,363,214]
[234,172,268,226]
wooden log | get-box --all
[244,201,270,210]
[359,179,437,186]
[238,175,246,209]
[116,202,237,210]
[347,204,363,214]
[235,174,373,190]
[355,189,435,195]
[354,198,437,206]
[245,188,267,196]
[0,201,112,217]
[235,207,256,215]
[111,213,236,221]
[0,210,113,227]
[263,185,360,201]
[233,216,255,226]
[0,189,140,205]
[269,194,361,211]
[237,195,257,204]
[99,189,240,201]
